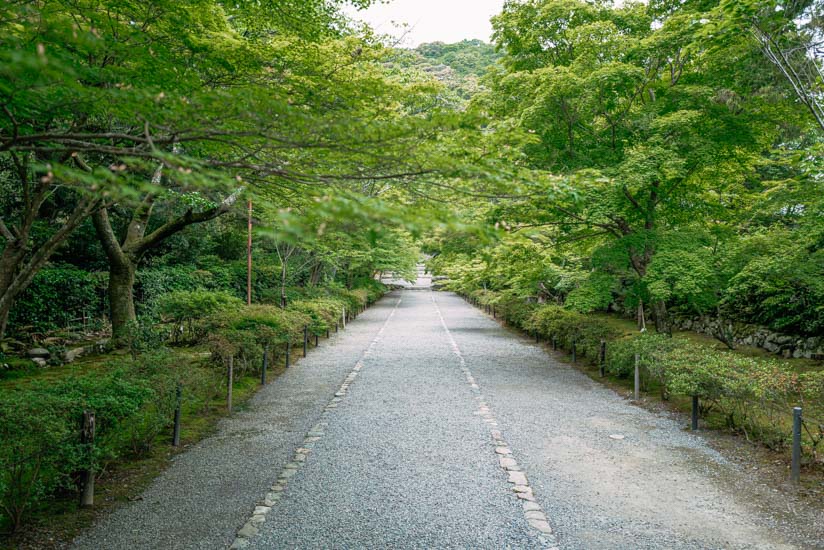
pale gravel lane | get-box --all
[75,289,816,549]
[73,298,400,550]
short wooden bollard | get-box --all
[80,410,96,507]
[571,339,577,363]
[261,345,269,385]
[791,407,802,482]
[691,395,699,431]
[303,325,308,357]
[335,322,339,333]
[326,328,330,338]
[633,354,640,401]
[535,330,539,343]
[552,335,557,351]
[285,341,291,368]
[315,333,319,347]
[599,340,606,377]
[172,383,182,447]
[227,355,234,412]
[341,309,346,330]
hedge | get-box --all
[462,289,824,461]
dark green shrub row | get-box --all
[0,351,188,532]
[462,289,824,458]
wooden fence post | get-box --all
[172,382,182,447]
[80,410,95,507]
[227,355,234,412]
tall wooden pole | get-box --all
[247,200,252,306]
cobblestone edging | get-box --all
[431,294,560,549]
[229,297,403,549]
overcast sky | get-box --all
[343,0,506,47]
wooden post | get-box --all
[227,355,234,412]
[80,410,95,507]
[285,341,291,368]
[791,407,802,482]
[634,354,640,401]
[341,308,346,330]
[691,396,699,431]
[261,345,268,385]
[172,382,182,447]
[303,325,308,357]
[599,340,606,377]
[314,333,319,347]
[571,338,577,363]
[246,200,252,306]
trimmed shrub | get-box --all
[156,290,243,343]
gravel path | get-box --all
[74,288,818,549]
[73,299,400,550]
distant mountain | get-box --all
[415,39,501,78]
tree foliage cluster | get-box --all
[429,0,824,339]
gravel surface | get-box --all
[436,291,820,550]
[74,288,820,549]
[72,299,400,550]
[252,291,544,549]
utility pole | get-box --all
[247,200,252,306]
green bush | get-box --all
[156,290,243,343]
[289,299,345,335]
[201,305,311,371]
[8,267,104,334]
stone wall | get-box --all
[671,316,824,360]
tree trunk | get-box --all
[108,259,137,339]
[652,299,669,335]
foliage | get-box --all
[157,290,243,343]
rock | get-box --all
[523,501,542,512]
[528,519,553,534]
[237,522,258,538]
[32,357,48,367]
[253,506,270,515]
[499,457,518,469]
[508,471,528,485]
[62,347,84,363]
[230,538,250,549]
[525,510,547,521]
[609,434,625,440]
[27,348,50,359]
[494,446,512,455]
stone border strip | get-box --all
[432,294,560,549]
[229,296,403,549]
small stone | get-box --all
[609,434,625,440]
[283,462,300,470]
[512,484,531,493]
[237,523,258,538]
[525,510,546,521]
[296,447,310,454]
[516,490,536,501]
[304,436,321,443]
[523,501,541,512]
[27,348,49,359]
[62,347,84,363]
[262,498,276,507]
[270,484,285,492]
[294,453,307,462]
[495,447,511,455]
[499,457,518,469]
[265,492,281,501]
[253,506,270,515]
[280,469,297,479]
[508,471,528,485]
[230,538,250,549]
[32,357,48,367]
[250,514,266,525]
[491,430,502,439]
[528,519,553,534]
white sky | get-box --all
[343,0,506,47]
